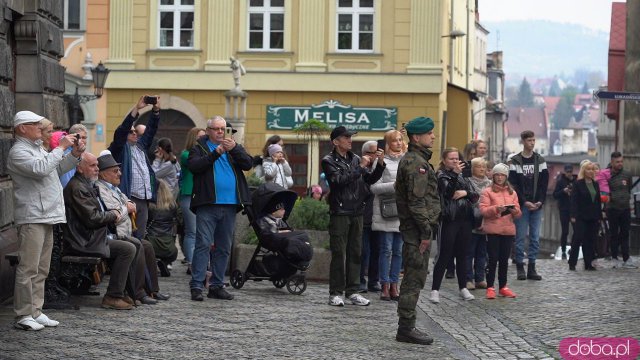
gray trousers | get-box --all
[328,215,363,297]
[106,240,136,298]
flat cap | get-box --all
[14,111,44,127]
[330,126,357,141]
[404,116,434,135]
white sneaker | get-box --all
[622,260,638,269]
[14,316,44,331]
[348,293,370,306]
[429,290,440,304]
[328,295,345,307]
[460,288,475,301]
[34,313,59,327]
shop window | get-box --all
[64,0,85,31]
[248,0,284,50]
[159,0,195,48]
[336,0,374,52]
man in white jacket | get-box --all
[7,111,84,330]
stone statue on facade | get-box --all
[230,56,246,92]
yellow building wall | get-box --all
[445,85,472,152]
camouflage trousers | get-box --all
[397,227,431,328]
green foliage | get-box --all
[292,118,331,140]
[247,172,265,187]
[287,198,330,231]
[553,86,578,129]
[581,81,589,94]
[244,229,259,245]
[515,78,535,107]
[548,78,561,97]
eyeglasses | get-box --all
[207,127,225,132]
[22,122,40,127]
[129,130,137,135]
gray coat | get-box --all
[96,179,134,238]
[7,136,79,225]
[371,153,403,232]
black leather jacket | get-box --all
[63,173,118,258]
[321,149,385,216]
[437,169,478,222]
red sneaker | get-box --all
[486,287,496,299]
[499,287,516,298]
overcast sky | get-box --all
[478,0,625,32]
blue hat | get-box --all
[404,116,434,135]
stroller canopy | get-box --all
[251,183,298,220]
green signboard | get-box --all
[267,100,397,132]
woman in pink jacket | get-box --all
[479,163,522,299]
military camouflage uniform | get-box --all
[395,142,441,328]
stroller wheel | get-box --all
[272,278,286,289]
[230,269,245,289]
[286,274,307,295]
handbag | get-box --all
[379,193,398,219]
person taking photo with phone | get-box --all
[108,94,161,239]
[479,163,522,299]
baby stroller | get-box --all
[230,183,313,295]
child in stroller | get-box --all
[230,183,313,295]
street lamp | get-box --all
[63,62,110,125]
[442,29,466,83]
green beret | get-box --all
[404,116,434,135]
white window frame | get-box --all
[158,0,195,49]
[247,0,285,51]
[64,0,86,31]
[336,0,374,53]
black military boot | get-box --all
[396,327,434,345]
[516,263,526,280]
[527,262,542,280]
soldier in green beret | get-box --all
[394,116,440,345]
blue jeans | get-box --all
[179,195,197,263]
[514,206,543,264]
[189,204,236,289]
[466,233,487,283]
[378,232,403,283]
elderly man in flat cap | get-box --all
[394,116,440,345]
[7,111,84,330]
[321,126,385,307]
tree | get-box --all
[292,118,330,190]
[553,86,578,129]
[549,78,561,97]
[516,78,535,107]
[581,81,589,94]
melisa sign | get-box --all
[266,100,397,132]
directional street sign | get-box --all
[593,90,640,101]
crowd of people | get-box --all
[7,99,636,349]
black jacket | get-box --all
[553,173,576,212]
[437,169,479,222]
[570,179,601,222]
[63,173,118,258]
[187,136,253,212]
[508,152,549,206]
[321,149,385,216]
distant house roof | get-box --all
[574,94,593,106]
[545,153,597,165]
[506,107,548,139]
[607,2,626,120]
[543,96,561,115]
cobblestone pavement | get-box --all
[0,258,638,359]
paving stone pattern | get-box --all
[0,259,638,359]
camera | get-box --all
[144,96,158,105]
[75,133,80,141]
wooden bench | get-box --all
[58,255,106,295]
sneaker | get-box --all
[429,290,440,304]
[466,281,475,290]
[348,293,370,306]
[14,316,44,331]
[207,286,234,300]
[190,288,204,302]
[101,295,134,310]
[486,288,496,299]
[328,295,345,307]
[460,288,475,301]
[34,313,59,327]
[622,260,638,269]
[475,281,487,289]
[499,287,517,298]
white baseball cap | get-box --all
[14,111,45,127]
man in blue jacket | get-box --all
[108,95,160,239]
[188,116,253,301]
[508,130,549,280]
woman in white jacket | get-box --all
[262,143,293,189]
[371,129,406,301]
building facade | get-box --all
[103,0,478,194]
